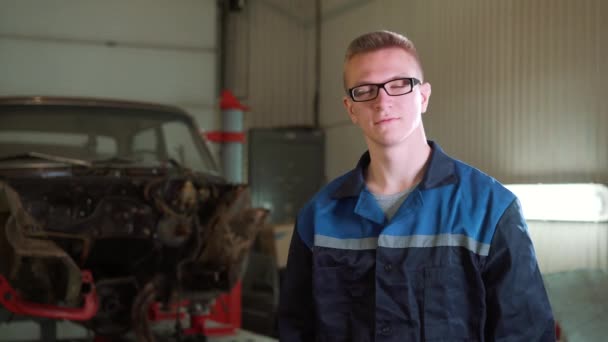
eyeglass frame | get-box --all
[347,77,421,102]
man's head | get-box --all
[343,30,424,92]
[342,31,431,149]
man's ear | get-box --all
[343,96,358,124]
[420,82,432,113]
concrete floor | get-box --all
[0,320,278,342]
[208,330,277,342]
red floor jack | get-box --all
[146,282,242,339]
[1,270,242,341]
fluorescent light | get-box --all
[504,183,608,222]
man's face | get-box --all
[343,47,431,148]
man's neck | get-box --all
[365,134,431,195]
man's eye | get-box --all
[354,87,374,96]
[389,80,408,88]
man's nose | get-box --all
[373,96,393,112]
[374,86,393,104]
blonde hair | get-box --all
[343,30,424,91]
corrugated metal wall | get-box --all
[225,0,316,128]
[421,0,606,184]
[321,0,607,183]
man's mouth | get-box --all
[375,117,398,125]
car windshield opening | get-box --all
[0,104,217,174]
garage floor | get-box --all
[208,330,277,342]
[0,320,278,342]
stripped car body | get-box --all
[0,97,267,340]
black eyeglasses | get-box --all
[348,77,421,102]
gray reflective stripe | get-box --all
[314,234,378,250]
[378,234,491,256]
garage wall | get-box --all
[321,0,608,184]
[224,0,317,128]
[0,0,219,134]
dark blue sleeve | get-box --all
[278,221,315,341]
[482,199,555,341]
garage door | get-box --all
[0,0,219,133]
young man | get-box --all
[279,30,555,341]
